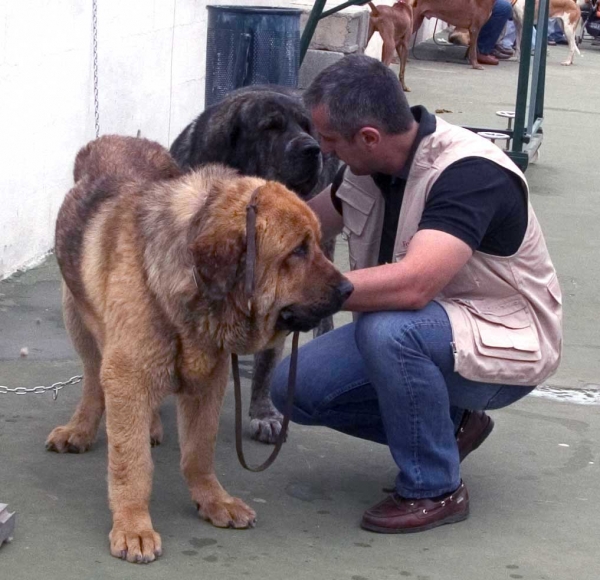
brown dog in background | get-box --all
[412,0,495,69]
[368,1,413,91]
[513,0,582,65]
[47,135,352,563]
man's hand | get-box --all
[343,229,473,312]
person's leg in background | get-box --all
[495,19,517,57]
[477,0,513,64]
[548,17,567,45]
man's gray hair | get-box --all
[304,54,414,139]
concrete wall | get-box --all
[0,0,442,280]
[0,0,208,280]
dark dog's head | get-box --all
[171,87,332,199]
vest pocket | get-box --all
[460,296,542,361]
[338,193,378,270]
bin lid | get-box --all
[207,5,303,15]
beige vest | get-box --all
[336,117,563,386]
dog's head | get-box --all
[187,175,352,352]
[175,87,328,200]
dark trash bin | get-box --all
[205,5,302,108]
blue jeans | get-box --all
[271,302,534,499]
[548,17,567,43]
[478,0,513,54]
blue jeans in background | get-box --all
[271,302,535,499]
[548,17,567,43]
[478,0,513,54]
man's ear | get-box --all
[188,224,246,301]
[357,127,381,149]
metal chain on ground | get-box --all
[0,376,83,401]
[92,0,100,138]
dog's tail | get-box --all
[368,2,380,16]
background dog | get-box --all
[513,0,582,65]
[47,135,352,563]
[368,1,413,92]
[171,86,340,444]
[411,0,496,69]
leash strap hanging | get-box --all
[232,331,300,472]
[232,186,299,471]
[244,189,259,299]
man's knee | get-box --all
[355,304,452,359]
[495,0,513,19]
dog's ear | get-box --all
[188,224,246,302]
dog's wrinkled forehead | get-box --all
[239,94,313,135]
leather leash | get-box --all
[231,187,300,472]
[231,331,299,472]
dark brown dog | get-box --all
[47,135,352,563]
[368,1,413,92]
[412,0,496,69]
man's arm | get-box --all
[308,185,344,242]
[343,229,473,311]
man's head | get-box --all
[303,55,416,175]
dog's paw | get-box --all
[249,411,285,444]
[196,496,256,529]
[45,424,95,453]
[109,526,162,564]
[561,60,573,66]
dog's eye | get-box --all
[291,241,308,258]
[260,116,285,131]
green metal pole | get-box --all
[300,0,328,64]
[534,0,549,123]
[512,0,535,153]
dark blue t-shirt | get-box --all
[330,107,527,264]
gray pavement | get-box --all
[1,41,600,579]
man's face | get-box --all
[310,106,377,176]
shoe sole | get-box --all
[459,416,495,462]
[360,506,470,534]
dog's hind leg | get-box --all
[249,342,286,444]
[468,27,485,69]
[46,285,104,453]
[398,39,411,92]
[560,13,581,65]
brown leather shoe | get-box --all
[477,53,499,65]
[456,410,495,462]
[361,482,469,534]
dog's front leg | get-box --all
[178,366,256,528]
[468,27,485,69]
[103,361,161,564]
[249,341,286,444]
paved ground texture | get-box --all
[1,40,599,579]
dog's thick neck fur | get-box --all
[138,166,275,355]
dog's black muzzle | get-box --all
[275,279,354,333]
